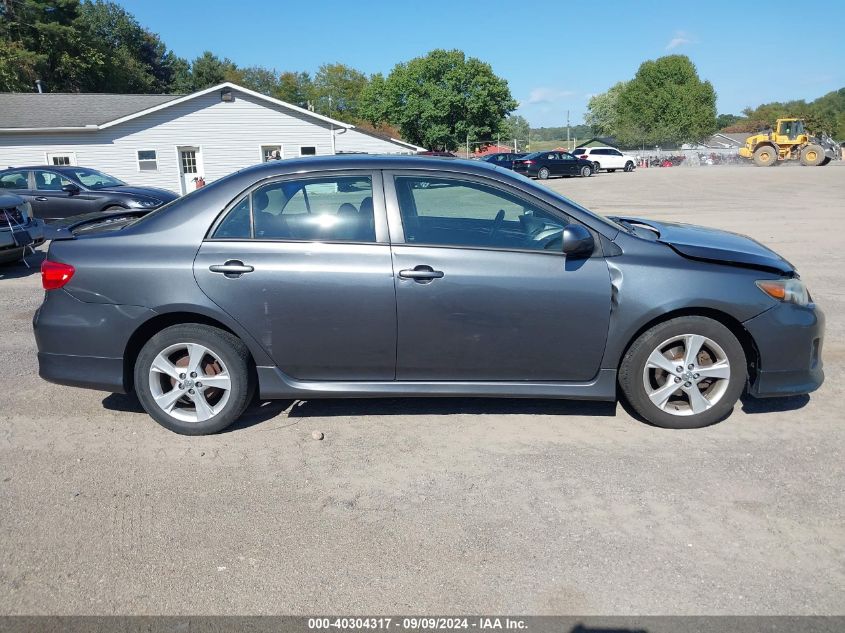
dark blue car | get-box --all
[480,152,526,170]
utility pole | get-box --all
[566,110,570,151]
[466,133,469,159]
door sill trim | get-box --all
[257,367,617,401]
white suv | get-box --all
[571,147,637,173]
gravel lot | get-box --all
[1,165,843,615]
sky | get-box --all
[119,0,845,128]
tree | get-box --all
[585,82,627,137]
[716,113,742,130]
[76,0,181,93]
[499,115,530,149]
[367,49,517,151]
[615,55,717,147]
[275,71,313,107]
[312,63,368,120]
[0,0,104,92]
[237,65,279,96]
[188,51,239,91]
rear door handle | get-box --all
[398,265,444,282]
[209,260,254,277]
[35,197,48,202]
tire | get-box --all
[624,161,635,172]
[619,316,746,429]
[820,157,831,166]
[134,324,253,435]
[593,162,601,172]
[608,169,617,173]
[580,165,592,177]
[537,167,550,180]
[799,144,825,166]
[752,145,777,167]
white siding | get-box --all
[0,89,416,192]
[335,128,417,155]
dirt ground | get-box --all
[0,164,843,615]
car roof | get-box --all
[232,154,511,178]
[1,165,80,172]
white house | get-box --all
[0,82,424,194]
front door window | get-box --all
[394,176,568,252]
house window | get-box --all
[137,150,158,171]
[46,152,76,166]
[300,146,316,156]
[262,145,282,162]
[180,150,197,174]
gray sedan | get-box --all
[33,156,824,434]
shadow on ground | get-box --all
[0,250,45,279]
[102,392,618,432]
[740,393,810,414]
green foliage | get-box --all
[529,124,593,142]
[585,82,626,136]
[738,89,845,139]
[716,113,742,130]
[234,66,279,96]
[615,55,717,146]
[275,71,313,107]
[363,49,517,151]
[499,115,529,149]
[187,51,239,91]
[312,63,368,120]
[0,0,105,92]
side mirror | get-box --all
[62,183,80,195]
[562,224,594,258]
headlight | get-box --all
[131,198,162,208]
[756,278,811,306]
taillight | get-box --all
[523,160,534,165]
[41,260,75,290]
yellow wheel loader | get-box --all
[739,118,841,166]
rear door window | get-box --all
[0,170,29,190]
[213,175,375,242]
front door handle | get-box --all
[209,260,254,277]
[398,265,444,282]
[35,197,48,202]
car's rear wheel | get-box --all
[580,165,592,177]
[619,316,746,429]
[134,324,253,435]
[538,167,550,180]
[592,162,601,172]
[608,169,616,173]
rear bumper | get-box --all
[33,289,154,393]
[38,352,126,393]
[745,302,825,398]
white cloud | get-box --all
[666,30,693,50]
[525,87,575,105]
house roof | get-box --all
[0,93,181,129]
[576,136,619,148]
[0,82,356,133]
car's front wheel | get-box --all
[619,316,746,429]
[624,161,635,172]
[134,324,253,435]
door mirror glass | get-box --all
[562,224,594,257]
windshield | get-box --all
[66,168,126,190]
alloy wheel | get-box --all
[641,334,731,416]
[148,342,232,423]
